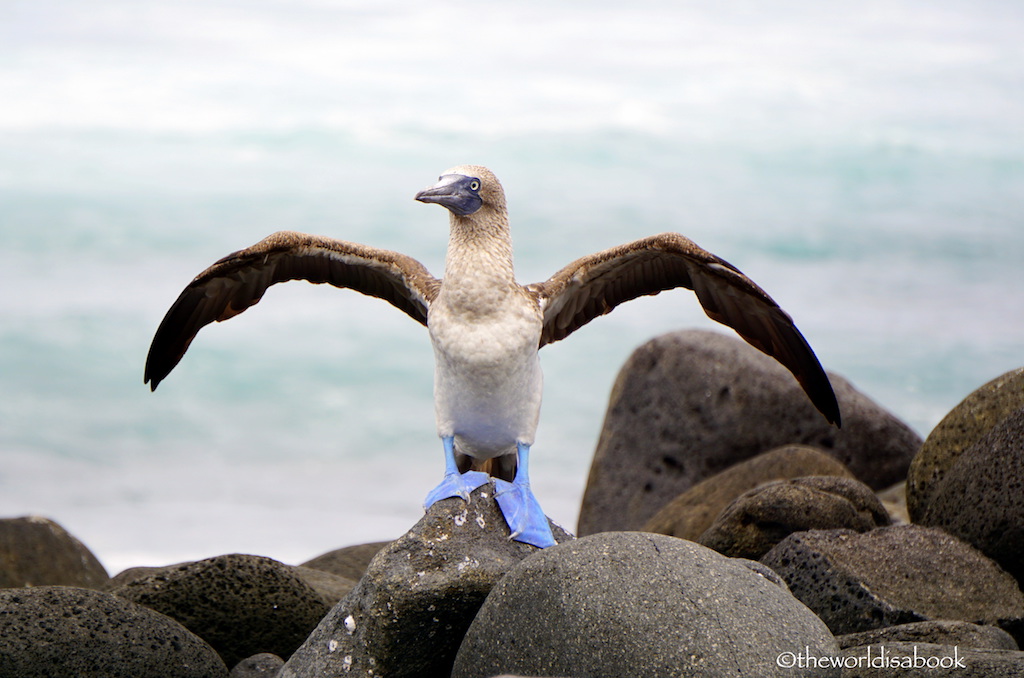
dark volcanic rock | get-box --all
[642,444,855,540]
[104,563,165,589]
[230,653,285,677]
[292,566,357,607]
[279,485,572,678]
[760,525,1024,637]
[109,561,355,608]
[876,481,909,524]
[919,408,1024,586]
[578,330,921,535]
[840,643,1024,677]
[109,553,329,668]
[837,620,1018,651]
[699,476,891,560]
[907,367,1024,522]
[452,531,840,678]
[0,515,108,589]
[0,585,228,678]
[300,541,391,581]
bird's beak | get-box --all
[415,174,482,217]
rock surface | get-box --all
[578,330,921,535]
[642,444,854,540]
[837,620,1018,651]
[907,367,1024,522]
[109,553,329,668]
[108,560,354,608]
[292,566,357,607]
[452,531,840,678]
[279,486,572,678]
[699,476,890,559]
[0,585,228,678]
[300,541,391,581]
[760,525,1024,637]
[876,481,909,524]
[230,653,285,677]
[919,408,1024,585]
[0,515,108,589]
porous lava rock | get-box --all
[698,476,890,560]
[279,485,572,678]
[0,585,227,678]
[578,330,920,535]
[642,444,854,540]
[907,367,1024,522]
[760,525,1024,637]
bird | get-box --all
[145,164,840,549]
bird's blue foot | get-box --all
[423,470,490,508]
[423,436,490,509]
[493,443,557,548]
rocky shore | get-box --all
[2,330,1023,677]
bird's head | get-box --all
[415,165,505,218]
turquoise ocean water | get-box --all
[2,0,1022,573]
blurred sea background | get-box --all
[2,0,1022,574]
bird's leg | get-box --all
[493,442,557,548]
[423,436,490,509]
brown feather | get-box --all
[531,232,841,426]
[144,231,440,390]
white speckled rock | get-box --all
[280,485,572,678]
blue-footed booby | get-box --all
[145,165,840,548]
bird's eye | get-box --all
[469,180,481,191]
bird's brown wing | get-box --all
[528,232,841,425]
[144,230,440,390]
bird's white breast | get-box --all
[428,287,544,460]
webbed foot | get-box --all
[494,479,557,548]
[423,435,490,509]
[493,442,557,548]
[423,469,490,508]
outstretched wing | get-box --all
[145,230,440,390]
[529,232,841,426]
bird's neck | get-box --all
[441,210,517,312]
